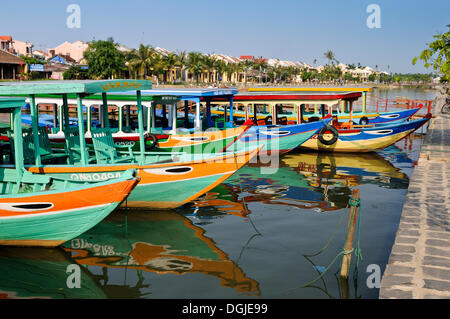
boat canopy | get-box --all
[248,86,374,92]
[0,80,152,166]
[0,80,152,95]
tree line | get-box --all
[60,37,436,85]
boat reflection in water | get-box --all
[0,247,106,299]
[62,210,260,298]
[191,148,409,216]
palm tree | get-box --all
[176,50,188,82]
[324,50,336,65]
[215,60,227,84]
[202,55,218,83]
[149,53,166,86]
[187,52,205,84]
[163,52,179,82]
[126,44,154,79]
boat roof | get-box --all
[140,88,238,97]
[0,97,26,112]
[0,80,152,95]
[30,92,179,105]
[111,88,237,99]
[248,86,374,92]
[215,91,362,102]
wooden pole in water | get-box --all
[340,188,360,279]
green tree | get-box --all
[63,66,89,80]
[324,50,337,65]
[187,52,205,84]
[202,55,218,83]
[176,51,189,82]
[84,38,126,79]
[412,25,449,82]
[163,52,179,82]
[126,44,154,79]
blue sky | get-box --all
[1,0,449,73]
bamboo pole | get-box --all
[340,189,360,279]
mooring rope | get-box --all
[233,149,261,236]
[300,195,363,288]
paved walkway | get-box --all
[379,91,450,299]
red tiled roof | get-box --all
[0,36,12,42]
[240,55,254,60]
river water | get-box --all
[0,87,438,299]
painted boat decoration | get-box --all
[300,115,431,153]
[62,211,260,296]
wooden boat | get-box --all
[19,91,249,154]
[0,97,139,247]
[209,91,422,125]
[63,210,260,296]
[46,125,250,154]
[300,114,431,152]
[0,80,260,210]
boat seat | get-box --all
[7,128,69,165]
[63,127,95,165]
[37,127,69,162]
[91,127,135,165]
[0,168,52,194]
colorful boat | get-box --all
[209,91,422,125]
[18,89,247,154]
[300,115,431,152]
[0,80,259,210]
[63,210,260,296]
[0,97,139,247]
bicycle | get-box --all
[441,97,450,114]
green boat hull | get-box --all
[147,135,238,154]
[126,173,229,208]
[0,203,120,245]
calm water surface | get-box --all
[0,88,434,299]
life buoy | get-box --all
[359,116,369,125]
[144,133,158,150]
[318,125,339,145]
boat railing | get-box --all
[369,97,433,114]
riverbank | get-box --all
[379,89,450,299]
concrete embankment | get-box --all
[379,89,450,299]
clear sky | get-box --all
[1,0,449,73]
